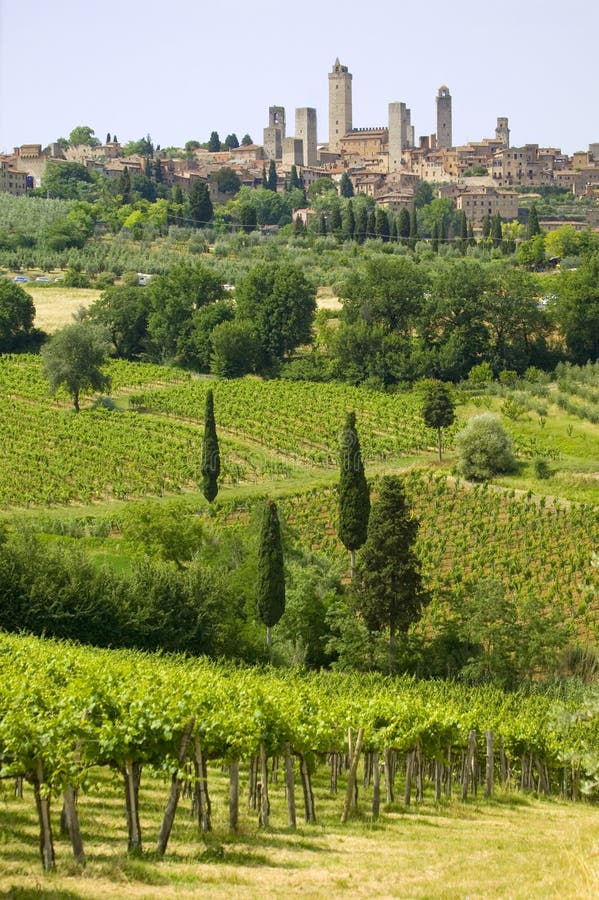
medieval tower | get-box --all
[436,85,452,148]
[295,107,318,166]
[388,102,412,172]
[328,58,352,154]
[495,117,510,148]
[263,106,286,160]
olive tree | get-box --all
[455,413,516,481]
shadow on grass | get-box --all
[1,891,83,899]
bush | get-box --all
[533,458,552,480]
[455,413,516,481]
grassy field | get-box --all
[26,284,102,333]
[1,766,598,899]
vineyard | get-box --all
[0,355,442,505]
[0,631,597,874]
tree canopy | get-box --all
[41,322,111,412]
[0,281,36,352]
[235,261,316,365]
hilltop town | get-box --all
[2,59,598,232]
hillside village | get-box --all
[2,59,599,233]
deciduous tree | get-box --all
[421,381,455,462]
[41,322,111,413]
[0,281,35,352]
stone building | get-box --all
[491,145,553,186]
[456,186,519,225]
[328,58,352,154]
[0,159,28,194]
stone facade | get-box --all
[0,159,28,194]
[456,186,519,225]
[295,108,318,167]
[436,86,452,149]
[388,102,412,172]
[263,106,286,160]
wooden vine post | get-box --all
[193,736,211,832]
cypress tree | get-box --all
[398,206,411,243]
[154,158,163,183]
[329,205,342,236]
[267,160,278,192]
[256,499,285,657]
[187,182,213,227]
[491,214,503,248]
[288,165,300,190]
[366,209,376,240]
[353,205,367,244]
[431,221,439,254]
[343,200,355,240]
[118,166,131,205]
[481,214,491,239]
[340,171,354,198]
[409,208,418,250]
[375,207,390,242]
[338,412,370,578]
[106,132,111,144]
[355,475,427,673]
[201,389,220,503]
[208,131,221,152]
[527,203,540,239]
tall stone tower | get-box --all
[495,117,510,148]
[388,102,412,172]
[436,85,452,149]
[263,106,286,160]
[295,107,318,167]
[328,58,352,154]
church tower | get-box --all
[436,85,452,149]
[328,58,352,154]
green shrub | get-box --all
[455,413,516,481]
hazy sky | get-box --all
[1,0,597,157]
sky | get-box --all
[0,0,597,158]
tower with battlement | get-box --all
[436,85,452,148]
[328,58,352,154]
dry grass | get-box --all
[1,765,597,899]
[26,285,102,333]
[316,286,341,311]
